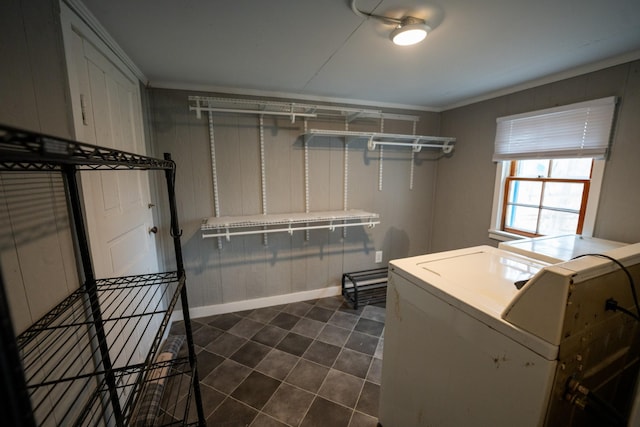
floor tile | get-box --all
[354,318,385,337]
[285,359,329,393]
[169,319,201,336]
[344,331,379,356]
[317,324,351,347]
[250,413,289,427]
[196,314,219,324]
[206,397,258,427]
[231,371,281,410]
[329,311,360,330]
[197,349,226,378]
[349,411,379,427]
[318,369,364,408]
[315,296,344,310]
[356,382,380,418]
[192,325,224,348]
[202,359,251,394]
[197,383,226,419]
[291,317,325,339]
[205,332,247,357]
[338,302,364,316]
[161,372,192,412]
[262,383,315,426]
[230,340,271,368]
[301,396,352,427]
[276,332,313,356]
[361,305,386,323]
[334,349,372,379]
[306,306,335,322]
[251,324,287,347]
[235,309,255,317]
[255,349,299,380]
[172,390,199,424]
[282,301,314,317]
[366,357,382,384]
[269,312,301,330]
[303,340,341,367]
[228,318,266,339]
[206,313,243,331]
[374,337,384,359]
[247,307,280,324]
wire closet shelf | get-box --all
[0,125,205,427]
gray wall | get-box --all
[149,89,442,308]
[0,0,77,333]
[432,61,640,252]
[0,0,72,138]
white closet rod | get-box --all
[369,140,453,151]
[304,130,455,154]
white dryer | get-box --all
[379,244,640,427]
[499,234,626,263]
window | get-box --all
[489,97,616,241]
[502,158,592,237]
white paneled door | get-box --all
[63,18,161,373]
[68,31,159,280]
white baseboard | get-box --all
[172,285,342,323]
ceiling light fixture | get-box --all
[390,17,430,46]
[350,0,430,46]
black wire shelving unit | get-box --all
[0,125,205,426]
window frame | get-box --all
[489,159,605,242]
[500,160,591,237]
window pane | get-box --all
[515,160,549,177]
[505,205,539,233]
[550,158,592,178]
[508,180,542,205]
[542,182,584,210]
[538,209,579,235]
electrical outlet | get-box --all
[375,251,383,263]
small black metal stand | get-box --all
[342,267,388,309]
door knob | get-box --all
[149,226,158,234]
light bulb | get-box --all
[390,22,430,46]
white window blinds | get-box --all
[493,96,616,161]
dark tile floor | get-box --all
[169,295,385,426]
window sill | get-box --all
[488,229,526,242]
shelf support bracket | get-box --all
[443,140,454,154]
[367,135,376,151]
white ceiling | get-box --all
[79,0,640,110]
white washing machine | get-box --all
[499,234,627,263]
[379,244,640,427]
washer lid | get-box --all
[390,246,556,359]
[415,249,544,315]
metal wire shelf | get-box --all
[0,123,205,426]
[201,209,380,240]
[0,125,175,171]
[17,272,185,425]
